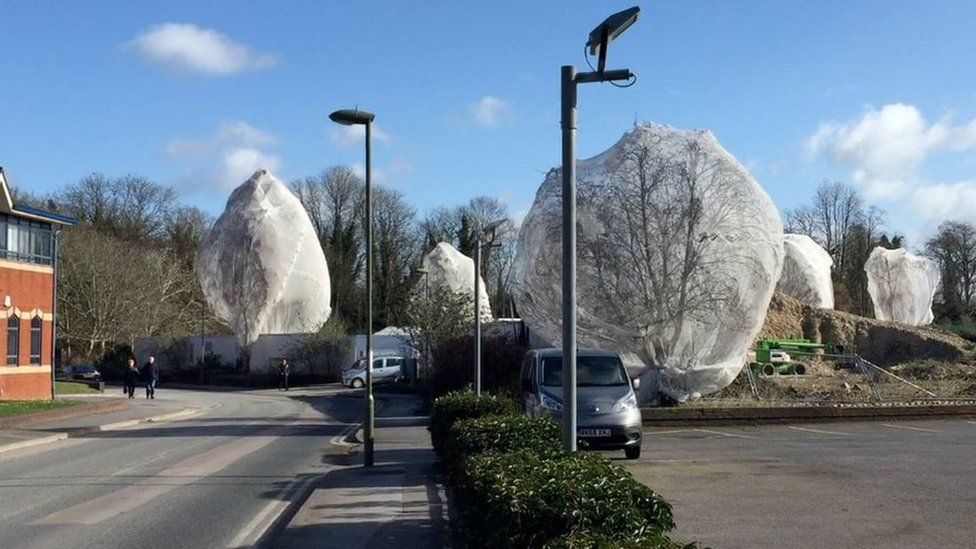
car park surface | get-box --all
[620,418,976,548]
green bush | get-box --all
[429,389,514,458]
[454,450,675,548]
[545,531,698,549]
[444,415,560,476]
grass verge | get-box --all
[0,399,79,417]
[55,381,100,394]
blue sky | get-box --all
[2,1,975,244]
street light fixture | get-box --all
[473,218,506,395]
[561,7,639,452]
[329,107,377,467]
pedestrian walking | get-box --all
[142,355,159,399]
[277,359,290,391]
[123,358,139,399]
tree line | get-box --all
[15,167,520,365]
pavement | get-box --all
[621,418,976,549]
[271,392,447,549]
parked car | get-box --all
[519,348,643,459]
[64,364,102,381]
[341,356,406,388]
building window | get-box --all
[30,316,42,365]
[0,215,53,265]
[7,315,19,365]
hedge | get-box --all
[453,450,676,548]
[443,415,560,477]
[428,389,515,459]
[545,531,700,549]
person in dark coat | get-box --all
[277,359,290,391]
[123,358,139,399]
[142,356,159,399]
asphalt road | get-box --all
[0,386,363,549]
[622,418,976,548]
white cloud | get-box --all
[127,23,277,75]
[470,96,510,127]
[909,181,976,221]
[221,148,280,188]
[329,124,391,147]
[807,103,976,199]
[164,121,281,190]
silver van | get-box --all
[341,356,406,388]
[519,348,643,459]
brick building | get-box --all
[0,168,75,399]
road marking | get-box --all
[694,429,756,439]
[967,421,976,425]
[644,429,692,436]
[228,475,319,548]
[787,426,853,436]
[33,402,328,526]
[880,423,944,434]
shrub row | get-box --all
[454,450,676,548]
[430,390,690,548]
[429,389,515,459]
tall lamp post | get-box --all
[561,7,639,452]
[414,267,431,381]
[473,219,505,395]
[329,107,377,467]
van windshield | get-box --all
[541,356,628,387]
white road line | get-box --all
[228,475,318,548]
[880,423,944,434]
[787,426,854,436]
[644,429,692,436]
[694,429,756,439]
[967,421,976,425]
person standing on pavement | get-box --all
[142,356,159,399]
[123,358,139,399]
[277,359,290,391]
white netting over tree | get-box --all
[420,242,492,321]
[513,123,784,400]
[865,246,939,326]
[776,234,834,309]
[197,169,332,346]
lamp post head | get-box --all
[586,6,640,56]
[329,108,375,126]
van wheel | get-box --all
[625,446,641,460]
[352,378,364,388]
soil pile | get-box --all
[759,292,974,367]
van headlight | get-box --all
[541,393,563,412]
[613,393,638,413]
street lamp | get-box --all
[561,7,639,452]
[329,107,377,467]
[414,266,431,381]
[473,218,505,395]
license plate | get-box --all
[578,428,611,437]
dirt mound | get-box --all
[757,293,806,340]
[759,292,975,367]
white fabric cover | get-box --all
[197,169,332,346]
[513,123,784,400]
[776,234,834,309]
[421,242,492,320]
[865,247,939,326]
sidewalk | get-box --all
[0,394,198,456]
[273,394,447,549]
